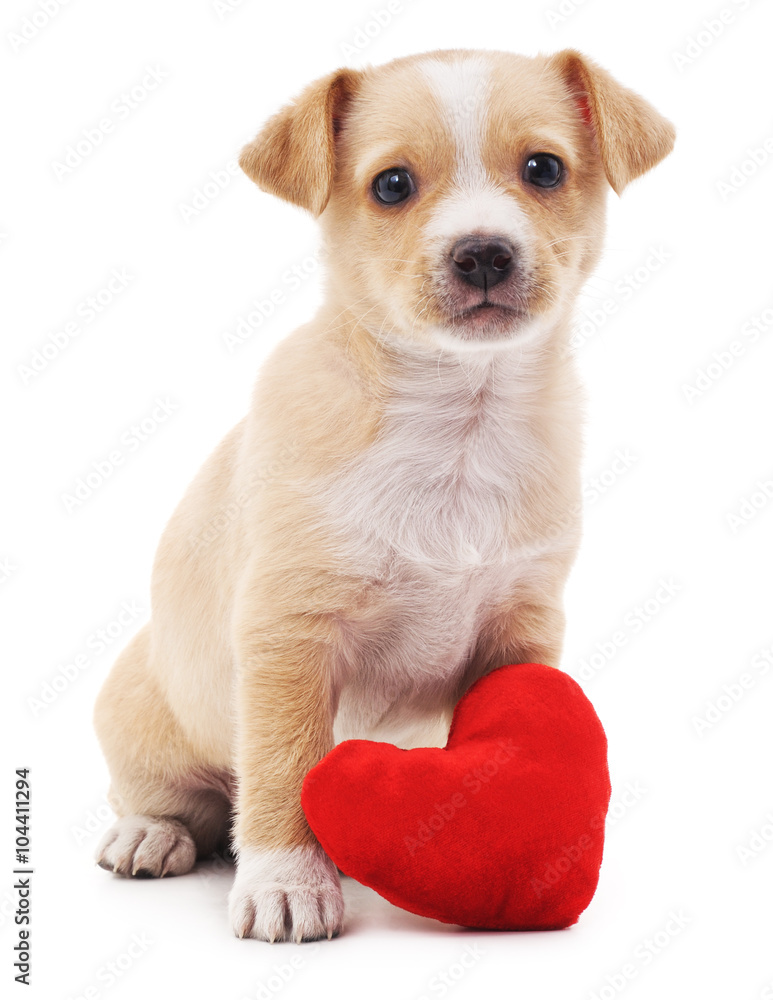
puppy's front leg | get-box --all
[228,624,343,943]
[469,591,568,688]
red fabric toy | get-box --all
[302,663,611,930]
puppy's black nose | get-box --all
[451,238,514,289]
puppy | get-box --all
[94,48,674,942]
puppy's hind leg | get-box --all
[96,815,197,879]
[93,624,232,878]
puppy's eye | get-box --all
[372,168,415,205]
[523,154,563,189]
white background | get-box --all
[3,0,772,997]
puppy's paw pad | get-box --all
[95,815,196,878]
[229,846,344,942]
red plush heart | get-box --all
[302,663,611,930]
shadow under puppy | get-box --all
[94,48,674,942]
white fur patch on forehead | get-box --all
[419,54,492,185]
[419,54,533,250]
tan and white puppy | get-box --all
[93,48,674,942]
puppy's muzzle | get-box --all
[451,237,514,290]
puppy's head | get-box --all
[240,50,675,348]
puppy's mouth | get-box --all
[446,297,527,337]
[464,300,518,315]
[417,242,544,341]
[428,235,540,339]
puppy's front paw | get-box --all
[229,844,344,943]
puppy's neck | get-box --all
[321,300,570,403]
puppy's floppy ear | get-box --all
[549,49,675,195]
[239,68,360,216]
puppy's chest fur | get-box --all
[321,350,556,744]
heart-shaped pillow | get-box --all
[302,663,611,930]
